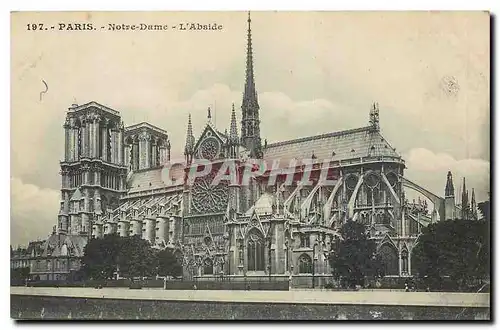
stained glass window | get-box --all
[247,231,265,271]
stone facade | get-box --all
[22,13,479,283]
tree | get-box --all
[81,234,121,280]
[156,248,183,279]
[478,199,490,222]
[412,219,489,291]
[329,220,384,288]
[11,267,30,282]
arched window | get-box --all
[60,244,68,256]
[378,243,399,276]
[247,230,265,271]
[401,249,409,274]
[203,258,213,275]
[298,254,312,274]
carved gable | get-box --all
[193,124,227,160]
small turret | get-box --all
[444,171,456,220]
[184,114,195,163]
[229,103,239,144]
[471,188,478,220]
[445,171,455,197]
[461,178,469,220]
[369,102,380,132]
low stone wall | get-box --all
[11,294,490,320]
[24,279,165,289]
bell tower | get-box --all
[58,102,128,236]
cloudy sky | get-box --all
[11,11,490,246]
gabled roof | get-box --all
[193,123,228,152]
[40,233,88,258]
[263,126,400,162]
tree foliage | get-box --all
[157,248,183,278]
[81,234,183,280]
[118,235,156,279]
[329,221,384,288]
[412,219,490,291]
[81,233,122,280]
[11,267,30,281]
[478,200,490,222]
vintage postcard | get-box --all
[10,11,490,320]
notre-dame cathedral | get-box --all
[28,13,478,285]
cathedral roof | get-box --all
[128,168,166,193]
[263,126,400,163]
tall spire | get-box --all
[445,171,455,197]
[184,114,195,162]
[461,177,469,220]
[241,11,262,158]
[243,11,258,106]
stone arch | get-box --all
[359,211,370,225]
[401,245,409,275]
[60,244,68,256]
[203,257,213,275]
[401,177,444,221]
[124,135,134,145]
[298,253,312,274]
[247,228,265,271]
[378,243,399,276]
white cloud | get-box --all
[10,177,59,246]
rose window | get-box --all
[191,173,229,214]
[365,173,380,189]
[345,175,358,190]
[199,137,220,160]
